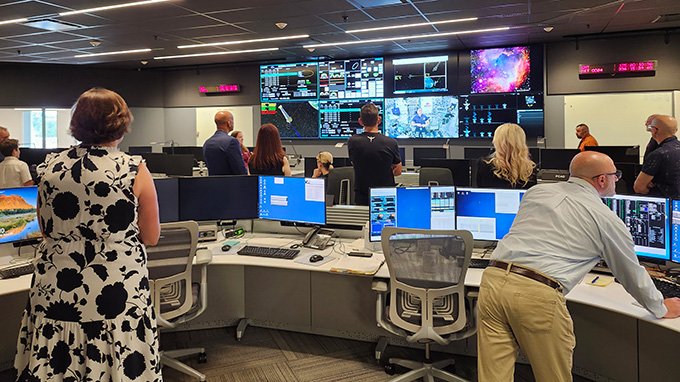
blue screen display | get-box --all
[258,176,326,225]
[602,195,670,262]
[369,186,456,242]
[0,186,41,244]
[673,200,680,263]
[455,188,525,241]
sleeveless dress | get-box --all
[14,145,162,381]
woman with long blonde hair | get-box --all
[476,123,537,189]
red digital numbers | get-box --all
[199,84,241,94]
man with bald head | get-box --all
[202,110,247,175]
[575,123,598,151]
[477,151,680,382]
[634,114,680,198]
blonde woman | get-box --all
[312,151,334,180]
[476,123,537,189]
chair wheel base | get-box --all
[197,352,207,364]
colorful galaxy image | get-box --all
[470,46,531,93]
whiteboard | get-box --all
[564,92,674,156]
[195,106,255,146]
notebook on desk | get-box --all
[330,255,383,275]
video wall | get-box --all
[259,45,544,139]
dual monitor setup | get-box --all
[260,45,544,140]
[369,186,679,265]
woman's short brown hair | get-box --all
[69,88,133,144]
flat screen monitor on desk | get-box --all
[141,153,194,176]
[416,158,471,187]
[539,149,580,170]
[0,186,41,245]
[258,176,326,225]
[413,147,447,166]
[369,186,456,242]
[20,148,65,167]
[603,194,670,263]
[162,146,205,163]
[585,146,640,164]
[455,187,525,241]
[178,176,259,221]
[153,178,179,223]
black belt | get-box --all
[489,260,563,292]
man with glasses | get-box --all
[634,114,680,198]
[477,151,680,382]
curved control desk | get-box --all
[0,232,678,381]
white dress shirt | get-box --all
[0,156,32,188]
[492,177,667,318]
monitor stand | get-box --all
[362,222,382,252]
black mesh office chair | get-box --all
[419,167,454,186]
[327,167,355,205]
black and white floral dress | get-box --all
[14,145,162,381]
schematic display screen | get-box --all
[260,62,318,101]
[458,93,544,138]
[319,99,383,139]
[603,195,670,261]
[319,58,383,99]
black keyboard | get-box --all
[469,258,490,269]
[237,245,300,260]
[0,262,34,279]
[652,277,680,299]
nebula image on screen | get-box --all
[471,47,530,93]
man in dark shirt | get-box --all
[202,111,248,176]
[634,115,680,198]
[348,103,402,206]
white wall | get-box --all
[122,108,166,151]
[0,109,26,141]
[195,106,255,146]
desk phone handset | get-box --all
[302,227,334,250]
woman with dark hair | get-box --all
[14,88,162,381]
[249,123,292,176]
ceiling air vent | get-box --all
[347,0,405,8]
[23,19,81,32]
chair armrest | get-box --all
[446,288,479,341]
[372,280,388,293]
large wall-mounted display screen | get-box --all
[319,58,383,99]
[319,99,383,139]
[384,96,458,138]
[260,62,318,101]
[393,55,448,94]
[470,46,531,94]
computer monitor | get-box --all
[463,147,492,160]
[585,146,640,164]
[399,147,406,166]
[539,148,580,170]
[258,176,326,225]
[318,57,384,99]
[417,158,471,187]
[178,176,259,221]
[260,62,318,101]
[671,200,680,263]
[20,148,65,166]
[0,186,41,245]
[603,194,670,262]
[455,187,526,241]
[319,98,383,139]
[162,146,205,163]
[141,153,195,176]
[153,178,179,223]
[369,186,456,242]
[413,147,447,166]
[128,146,153,154]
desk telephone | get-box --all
[302,227,334,250]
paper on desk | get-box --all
[330,255,383,275]
[583,275,614,287]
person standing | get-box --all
[202,110,248,175]
[0,139,33,187]
[633,114,680,198]
[14,88,162,381]
[248,123,292,176]
[477,151,680,382]
[348,103,402,205]
[230,130,251,168]
[575,123,598,151]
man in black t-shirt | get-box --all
[634,115,680,199]
[348,103,402,206]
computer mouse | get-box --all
[309,255,324,263]
[221,244,232,252]
[290,244,301,249]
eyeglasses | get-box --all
[646,124,657,132]
[592,170,622,182]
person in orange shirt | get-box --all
[576,123,599,151]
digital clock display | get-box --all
[199,84,241,94]
[579,61,657,79]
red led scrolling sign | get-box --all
[579,61,657,79]
[199,84,241,94]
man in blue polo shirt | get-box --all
[411,108,430,138]
[202,110,248,176]
[634,114,680,198]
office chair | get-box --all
[418,167,454,186]
[327,166,355,205]
[147,221,208,381]
[373,227,477,382]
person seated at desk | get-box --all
[13,88,162,381]
[476,123,536,189]
[312,151,333,180]
[477,151,680,382]
[0,139,33,187]
[249,123,292,176]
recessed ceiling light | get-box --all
[543,26,554,33]
[304,26,510,48]
[178,34,309,49]
[346,17,478,34]
[74,48,151,58]
[154,47,279,60]
[0,18,28,26]
[59,0,170,17]
[275,22,288,30]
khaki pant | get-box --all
[477,266,576,382]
